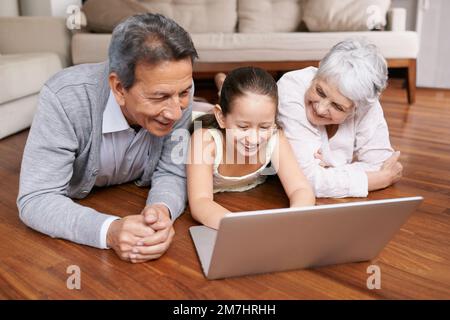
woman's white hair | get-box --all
[316,38,388,107]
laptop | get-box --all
[189,196,423,280]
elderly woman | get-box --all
[277,39,402,198]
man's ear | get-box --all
[109,72,126,107]
[213,104,226,129]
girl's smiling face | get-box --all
[304,78,355,126]
[214,92,277,158]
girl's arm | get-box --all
[271,130,316,208]
[187,129,231,230]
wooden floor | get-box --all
[0,80,449,299]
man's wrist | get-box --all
[150,202,172,220]
[105,218,120,249]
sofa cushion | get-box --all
[303,0,391,32]
[0,17,71,67]
[0,94,39,139]
[0,0,20,17]
[71,31,419,66]
[139,0,237,33]
[83,0,149,33]
[238,0,302,33]
[192,31,418,61]
[0,53,62,104]
[72,33,112,65]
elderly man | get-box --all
[17,13,198,263]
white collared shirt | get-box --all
[96,91,153,249]
[277,67,394,198]
[95,91,152,187]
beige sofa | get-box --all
[0,0,419,140]
[0,17,70,139]
[72,0,419,104]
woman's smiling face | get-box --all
[304,77,355,126]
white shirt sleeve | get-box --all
[99,216,121,249]
[277,69,392,198]
[279,109,369,198]
[349,100,394,171]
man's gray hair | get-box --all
[316,38,388,107]
[109,13,198,89]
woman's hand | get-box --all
[367,151,403,191]
[314,149,329,168]
[381,151,403,183]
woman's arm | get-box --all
[349,100,403,190]
[271,131,316,207]
[314,150,403,191]
[313,99,403,192]
[187,129,230,230]
[366,151,403,191]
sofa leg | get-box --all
[406,59,417,105]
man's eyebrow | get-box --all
[146,89,172,97]
[181,84,193,92]
[147,84,192,97]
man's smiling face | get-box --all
[110,57,193,136]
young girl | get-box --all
[187,67,315,230]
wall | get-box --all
[416,0,450,89]
[391,0,418,30]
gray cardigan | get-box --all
[17,61,192,248]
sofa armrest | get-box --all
[0,17,72,67]
[386,7,407,31]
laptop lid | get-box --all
[189,225,217,276]
[194,197,422,280]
